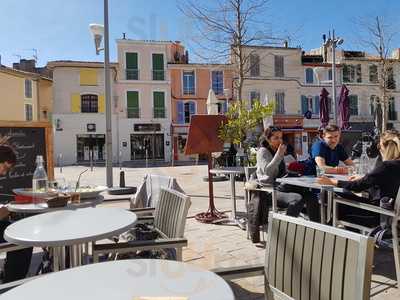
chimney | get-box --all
[283,40,288,48]
[122,32,126,39]
[185,50,189,63]
[18,59,36,72]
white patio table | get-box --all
[210,167,245,229]
[276,175,348,224]
[0,259,234,300]
[6,195,104,214]
[4,207,137,271]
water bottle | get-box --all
[32,155,48,194]
[359,142,370,175]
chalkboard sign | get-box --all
[0,122,53,203]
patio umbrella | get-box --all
[319,88,330,128]
[206,89,219,115]
[338,85,350,130]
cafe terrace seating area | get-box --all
[0,165,399,299]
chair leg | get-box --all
[176,248,182,261]
[392,221,400,288]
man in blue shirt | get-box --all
[311,124,354,174]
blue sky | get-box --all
[1,0,399,67]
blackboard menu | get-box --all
[0,127,47,203]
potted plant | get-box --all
[218,99,274,166]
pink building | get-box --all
[169,62,234,161]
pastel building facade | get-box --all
[169,63,234,160]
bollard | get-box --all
[119,171,125,187]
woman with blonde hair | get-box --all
[318,130,400,225]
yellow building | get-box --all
[0,66,52,122]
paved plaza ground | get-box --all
[48,165,400,299]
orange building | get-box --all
[168,63,234,161]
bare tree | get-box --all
[179,0,287,104]
[357,16,398,133]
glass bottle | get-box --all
[32,155,48,194]
[359,142,370,175]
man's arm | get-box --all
[315,156,348,174]
[343,158,354,166]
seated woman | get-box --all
[256,126,304,217]
[317,130,400,226]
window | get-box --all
[217,101,227,114]
[81,94,98,113]
[305,68,314,84]
[24,79,32,98]
[127,91,139,118]
[275,92,285,114]
[301,95,319,115]
[25,103,33,121]
[386,67,396,90]
[249,53,260,77]
[153,91,165,118]
[370,95,378,115]
[389,97,397,121]
[212,71,223,95]
[183,101,196,123]
[183,71,195,95]
[328,69,332,81]
[349,95,358,116]
[369,65,378,83]
[343,64,361,83]
[274,55,284,77]
[152,53,164,80]
[250,91,260,108]
[126,52,139,80]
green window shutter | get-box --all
[153,91,165,118]
[152,54,164,70]
[126,53,138,69]
[127,91,139,118]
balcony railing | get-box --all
[127,107,140,118]
[152,69,165,81]
[153,107,166,118]
[183,86,195,95]
[125,69,139,80]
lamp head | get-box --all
[337,38,344,45]
[89,24,104,55]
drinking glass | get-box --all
[316,165,325,177]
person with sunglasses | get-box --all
[0,144,33,283]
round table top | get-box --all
[4,207,137,247]
[0,259,234,300]
[210,167,245,175]
[7,196,104,214]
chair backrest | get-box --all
[393,187,400,217]
[265,213,374,300]
[153,188,191,239]
[244,166,257,182]
[145,174,185,208]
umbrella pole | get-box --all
[195,152,227,223]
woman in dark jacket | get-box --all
[318,130,400,224]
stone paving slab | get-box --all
[57,165,399,299]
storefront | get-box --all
[130,123,165,161]
[76,134,105,162]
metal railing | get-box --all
[153,107,166,118]
[125,69,139,80]
[127,107,140,118]
[183,87,195,95]
[152,69,165,81]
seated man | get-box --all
[302,125,353,222]
[0,145,33,283]
[311,124,354,174]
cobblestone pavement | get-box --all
[56,165,400,299]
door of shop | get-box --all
[77,134,105,162]
[130,134,164,160]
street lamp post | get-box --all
[325,30,344,125]
[89,0,113,188]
